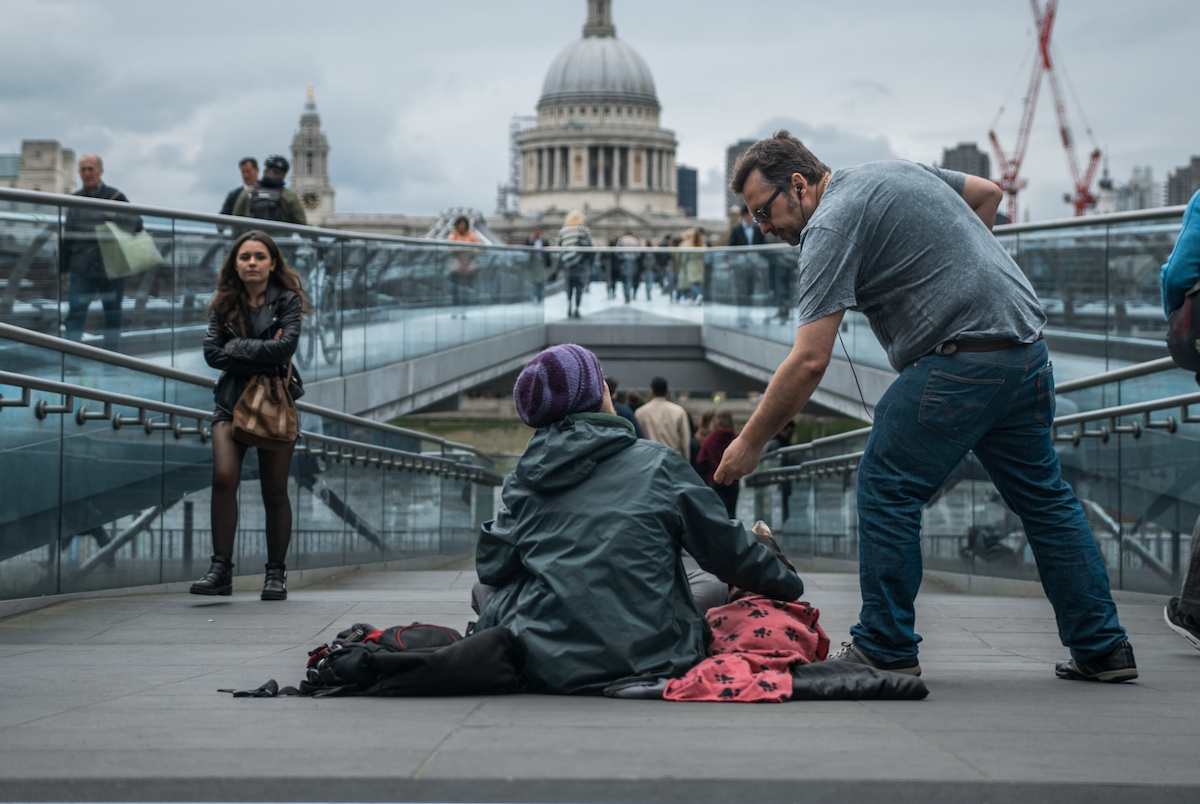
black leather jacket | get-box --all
[203,284,305,413]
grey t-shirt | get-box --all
[795,160,1046,371]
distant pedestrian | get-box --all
[728,204,766,247]
[220,157,259,216]
[60,153,144,352]
[557,210,592,319]
[762,419,799,523]
[695,409,739,518]
[625,390,645,411]
[447,216,481,312]
[1158,186,1200,650]
[605,377,642,437]
[636,376,691,461]
[233,155,307,225]
[193,230,309,601]
[526,226,551,302]
[617,231,641,303]
[678,228,706,303]
[729,204,767,309]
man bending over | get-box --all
[472,344,803,694]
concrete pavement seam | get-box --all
[411,697,492,780]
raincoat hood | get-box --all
[514,413,636,491]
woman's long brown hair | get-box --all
[206,230,311,327]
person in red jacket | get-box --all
[695,408,738,517]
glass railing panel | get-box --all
[410,473,443,558]
[170,220,229,377]
[0,202,62,338]
[1105,413,1197,596]
[441,476,476,557]
[57,360,169,594]
[343,459,386,566]
[294,235,344,385]
[339,238,371,378]
[0,365,63,600]
[382,466,417,562]
[1105,217,1178,351]
[294,439,347,572]
[361,241,408,372]
[704,247,798,345]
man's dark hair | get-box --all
[740,204,750,215]
[650,376,668,397]
[605,376,618,395]
[239,157,258,169]
[731,130,830,195]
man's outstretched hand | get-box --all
[713,436,761,485]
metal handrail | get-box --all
[0,369,211,438]
[1054,356,1181,393]
[750,391,1200,486]
[4,185,1184,245]
[747,451,865,488]
[0,368,503,485]
[0,187,774,253]
[995,204,1186,234]
[0,321,488,460]
[295,432,501,484]
[766,354,1188,461]
[768,426,874,461]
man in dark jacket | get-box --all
[232,155,307,225]
[604,376,642,437]
[219,157,259,216]
[60,153,143,351]
[728,205,767,311]
[473,344,803,695]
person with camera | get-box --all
[191,231,309,600]
[232,155,307,225]
[1159,187,1200,650]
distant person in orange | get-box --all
[447,215,481,311]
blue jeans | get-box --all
[851,340,1127,663]
[65,272,125,351]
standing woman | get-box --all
[695,409,739,518]
[191,231,309,600]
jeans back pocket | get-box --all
[919,370,1005,435]
[1033,364,1056,427]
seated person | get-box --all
[472,344,804,695]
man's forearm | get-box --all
[739,351,826,451]
[973,195,1001,231]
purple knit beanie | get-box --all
[514,344,606,428]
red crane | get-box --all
[989,0,1102,221]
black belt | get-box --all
[937,333,1043,356]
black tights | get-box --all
[210,422,295,564]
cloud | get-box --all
[754,118,900,170]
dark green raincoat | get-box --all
[474,413,804,695]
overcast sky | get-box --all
[1,0,1194,222]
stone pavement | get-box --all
[0,563,1196,803]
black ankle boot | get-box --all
[261,562,287,601]
[190,555,234,596]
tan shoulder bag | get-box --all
[231,318,298,450]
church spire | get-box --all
[583,0,615,38]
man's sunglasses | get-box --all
[752,186,784,226]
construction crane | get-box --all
[989,0,1102,221]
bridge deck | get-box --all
[0,566,1194,802]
